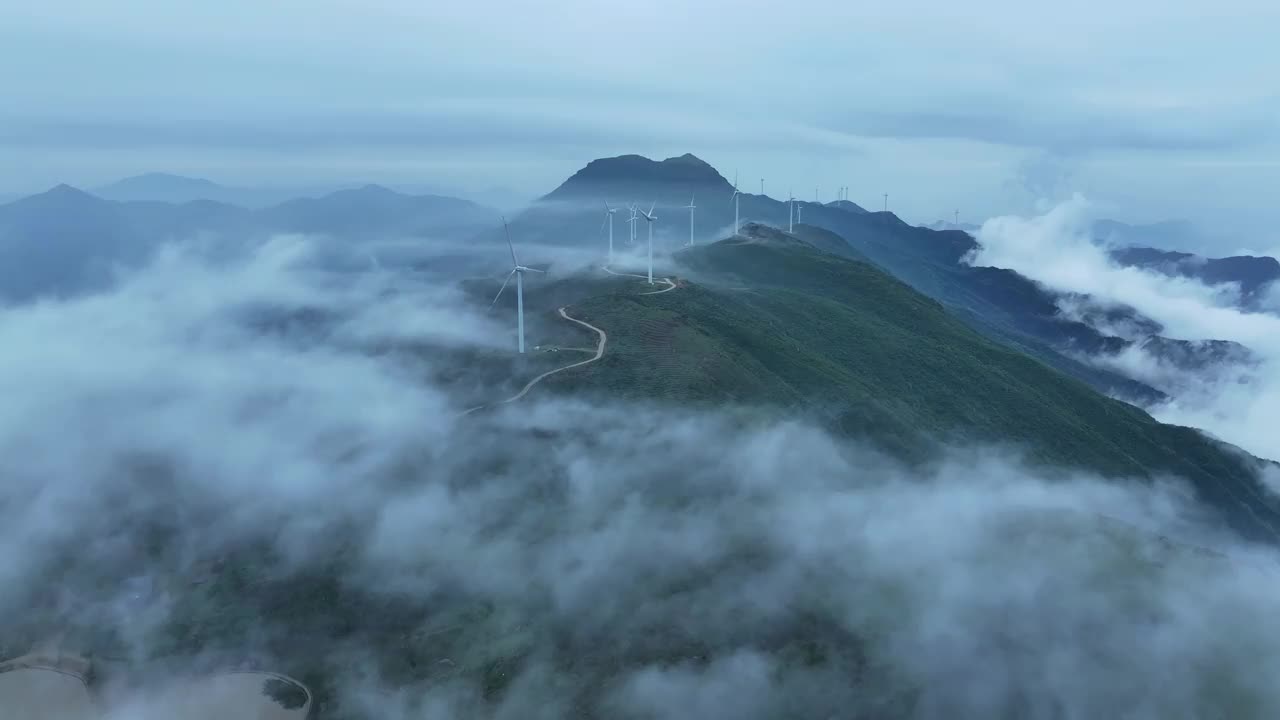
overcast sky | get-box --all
[3,0,1278,239]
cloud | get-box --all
[970,197,1280,461]
[0,235,507,587]
[5,228,1280,718]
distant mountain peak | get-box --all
[31,184,102,204]
[350,183,397,196]
[664,152,714,166]
[93,173,234,204]
[106,173,222,190]
[127,172,216,183]
[544,153,732,200]
[2,184,113,219]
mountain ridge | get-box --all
[497,222,1280,542]
[1109,245,1280,308]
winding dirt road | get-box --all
[459,308,606,416]
[460,264,678,416]
[601,265,678,295]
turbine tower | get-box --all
[602,202,619,263]
[731,172,742,236]
[788,191,795,232]
[954,209,960,227]
[797,204,803,224]
[883,193,888,212]
[638,202,658,284]
[626,204,638,245]
[683,193,696,246]
[490,218,545,354]
[760,178,765,196]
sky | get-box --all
[3,0,1279,241]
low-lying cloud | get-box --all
[4,230,1280,718]
[970,195,1280,461]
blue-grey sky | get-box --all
[3,0,1278,239]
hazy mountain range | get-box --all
[87,172,530,211]
[4,156,1275,401]
[0,182,499,302]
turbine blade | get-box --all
[502,216,518,267]
[648,201,655,215]
[490,270,515,308]
[525,267,547,273]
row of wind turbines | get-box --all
[601,196,698,284]
[491,179,940,355]
[495,194,695,357]
[498,176,803,355]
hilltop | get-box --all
[543,153,732,202]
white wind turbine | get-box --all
[626,204,638,245]
[683,193,696,246]
[788,191,795,232]
[490,218,544,354]
[601,202,619,263]
[730,172,741,236]
[638,201,658,284]
[797,203,803,224]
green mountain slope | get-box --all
[21,226,1277,719]
[499,154,1179,402]
[528,226,1280,542]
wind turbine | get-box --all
[602,202,619,263]
[731,172,741,236]
[760,178,765,196]
[626,204,638,246]
[788,191,795,232]
[954,209,960,227]
[638,201,657,284]
[883,193,888,212]
[490,218,544,354]
[683,193,696,246]
[797,203,803,224]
